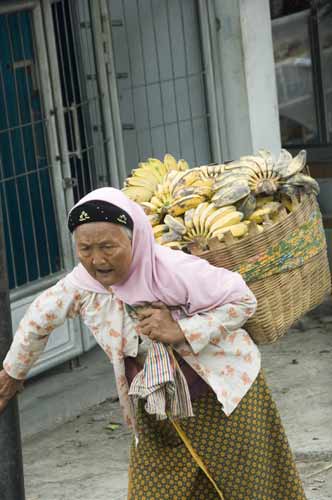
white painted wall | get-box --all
[214,0,281,159]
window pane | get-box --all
[0,11,62,289]
[272,11,319,145]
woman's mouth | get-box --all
[96,269,113,275]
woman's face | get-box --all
[74,222,132,288]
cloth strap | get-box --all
[128,341,194,420]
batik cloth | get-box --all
[128,371,306,500]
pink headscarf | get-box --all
[67,187,250,314]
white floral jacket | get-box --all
[3,275,261,429]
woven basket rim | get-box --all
[197,193,316,260]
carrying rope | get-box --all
[168,349,226,500]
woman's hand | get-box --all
[137,302,185,345]
[0,369,24,414]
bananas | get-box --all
[249,202,281,223]
[208,211,243,236]
[122,149,318,252]
[152,224,169,239]
[122,186,151,203]
[164,214,187,235]
[210,149,315,205]
[168,194,206,217]
[123,154,189,204]
[211,222,248,240]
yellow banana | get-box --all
[225,159,264,179]
[168,194,206,217]
[133,164,163,183]
[171,168,202,194]
[249,202,281,223]
[255,195,274,208]
[122,186,151,202]
[148,213,161,227]
[177,159,190,171]
[213,173,248,192]
[240,155,269,178]
[199,203,217,235]
[184,208,195,233]
[163,154,178,171]
[147,157,164,170]
[150,195,164,209]
[160,230,182,244]
[211,181,250,207]
[191,184,213,198]
[205,206,237,230]
[146,158,167,179]
[153,224,170,239]
[208,211,243,235]
[168,170,187,194]
[141,201,159,214]
[172,186,197,199]
[173,182,212,201]
[211,221,248,240]
[192,202,209,235]
[125,176,154,190]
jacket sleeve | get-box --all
[3,277,83,380]
[178,291,257,354]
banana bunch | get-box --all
[211,149,319,208]
[152,223,183,246]
[199,163,225,179]
[160,203,248,250]
[123,154,189,203]
[141,167,214,219]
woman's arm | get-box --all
[2,277,82,381]
[0,370,24,413]
[178,292,257,353]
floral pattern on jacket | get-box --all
[3,275,261,429]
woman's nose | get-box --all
[91,251,107,265]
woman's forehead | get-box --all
[74,222,124,242]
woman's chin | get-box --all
[95,271,116,287]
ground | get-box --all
[23,397,332,500]
[22,302,332,500]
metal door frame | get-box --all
[198,0,229,162]
[0,0,74,301]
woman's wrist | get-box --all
[0,369,24,392]
[170,323,186,346]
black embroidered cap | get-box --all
[68,200,134,233]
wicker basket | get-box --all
[193,195,331,344]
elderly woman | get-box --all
[0,188,306,499]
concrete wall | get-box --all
[214,0,281,159]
